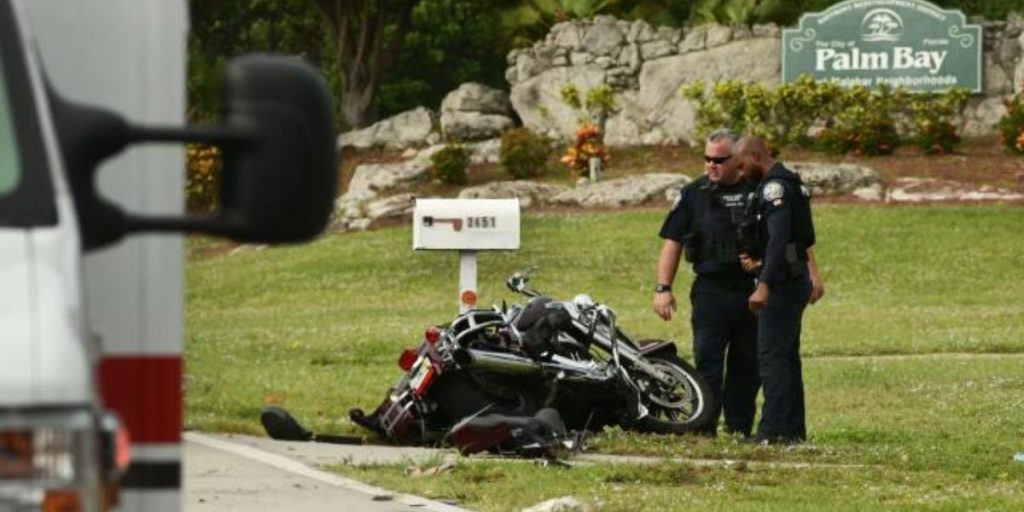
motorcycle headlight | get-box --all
[572,294,595,309]
[0,410,105,512]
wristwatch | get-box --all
[654,283,672,293]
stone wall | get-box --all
[507,14,1024,145]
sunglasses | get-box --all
[704,155,732,164]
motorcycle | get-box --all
[349,271,715,452]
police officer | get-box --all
[733,136,817,444]
[653,128,759,437]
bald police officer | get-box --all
[734,136,817,444]
[654,128,759,437]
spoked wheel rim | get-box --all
[641,360,707,424]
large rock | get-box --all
[885,178,1024,202]
[332,193,415,232]
[581,17,624,57]
[440,83,516,141]
[788,162,881,196]
[961,97,1006,138]
[344,159,431,201]
[523,496,587,512]
[510,66,608,140]
[441,112,515,141]
[441,83,513,115]
[338,107,437,149]
[552,173,691,207]
[458,180,570,208]
[637,38,781,145]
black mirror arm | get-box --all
[126,123,253,147]
[118,123,256,237]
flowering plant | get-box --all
[999,89,1024,154]
[560,123,609,178]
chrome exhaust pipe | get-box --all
[453,348,541,374]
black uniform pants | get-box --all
[690,276,759,436]
[755,275,811,442]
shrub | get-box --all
[429,144,471,185]
[560,123,609,179]
[818,84,905,156]
[909,88,971,155]
[186,144,221,212]
[683,76,969,156]
[999,89,1024,154]
[500,128,551,179]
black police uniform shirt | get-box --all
[754,162,816,286]
[660,175,757,280]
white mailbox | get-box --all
[412,198,521,312]
[413,198,520,250]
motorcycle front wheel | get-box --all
[631,353,715,434]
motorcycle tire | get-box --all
[631,353,716,434]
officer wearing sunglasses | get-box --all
[653,128,760,437]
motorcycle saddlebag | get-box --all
[448,408,566,457]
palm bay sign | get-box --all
[782,0,982,92]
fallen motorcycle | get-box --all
[348,271,715,453]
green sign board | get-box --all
[782,0,982,92]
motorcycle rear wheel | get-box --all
[632,353,715,434]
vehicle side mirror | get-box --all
[49,54,338,250]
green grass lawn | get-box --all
[186,204,1024,510]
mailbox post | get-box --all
[412,198,521,312]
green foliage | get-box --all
[908,88,971,155]
[999,89,1024,154]
[429,144,472,185]
[819,84,905,156]
[560,83,619,128]
[185,145,221,213]
[187,0,336,124]
[683,76,971,156]
[688,1,1024,26]
[557,0,614,18]
[378,0,509,119]
[499,128,552,179]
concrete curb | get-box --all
[185,432,470,512]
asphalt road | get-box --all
[183,433,468,512]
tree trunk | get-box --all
[312,0,417,130]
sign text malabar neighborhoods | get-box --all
[782,0,982,92]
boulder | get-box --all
[637,38,780,145]
[440,83,516,141]
[337,107,436,149]
[581,17,624,57]
[458,180,570,208]
[552,173,691,207]
[466,138,502,164]
[523,496,587,512]
[331,193,415,232]
[787,162,881,196]
[885,178,1024,202]
[441,111,515,141]
[960,97,1006,138]
[441,83,513,115]
[510,66,607,140]
[344,159,431,201]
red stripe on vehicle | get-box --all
[98,356,181,443]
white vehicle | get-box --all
[0,1,337,510]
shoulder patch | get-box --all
[800,184,811,198]
[670,192,683,211]
[762,181,784,202]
